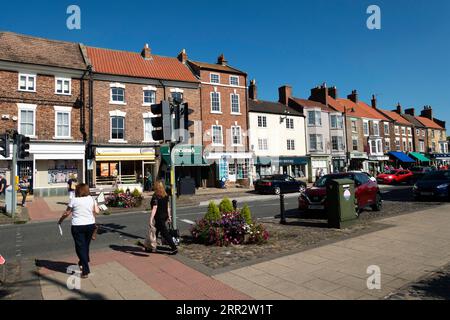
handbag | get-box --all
[168,223,180,246]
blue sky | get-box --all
[1,0,449,127]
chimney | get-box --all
[217,54,227,66]
[278,85,292,106]
[347,90,359,103]
[371,95,377,109]
[177,49,187,64]
[329,86,338,99]
[141,43,151,60]
[405,108,415,116]
[309,83,328,105]
[421,105,433,120]
[249,79,258,101]
[434,118,446,129]
[394,103,402,114]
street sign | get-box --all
[0,255,5,265]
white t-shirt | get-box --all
[69,196,96,226]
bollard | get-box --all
[280,194,286,225]
[232,200,238,211]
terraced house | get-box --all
[0,32,89,196]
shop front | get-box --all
[206,152,253,187]
[430,153,450,166]
[308,155,331,183]
[368,155,389,176]
[254,156,308,180]
[331,156,347,173]
[408,152,431,165]
[31,143,85,197]
[387,151,415,169]
[95,147,156,191]
[348,152,368,172]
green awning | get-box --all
[409,152,431,162]
[161,145,209,167]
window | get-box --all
[409,140,413,151]
[18,105,36,137]
[18,73,36,92]
[211,92,221,112]
[373,122,380,136]
[401,127,406,135]
[144,118,154,142]
[431,130,435,138]
[332,136,344,151]
[54,107,72,138]
[210,73,220,84]
[384,139,391,151]
[407,127,412,136]
[422,129,425,137]
[395,138,401,151]
[363,121,369,136]
[287,139,295,151]
[330,115,343,129]
[440,142,447,153]
[370,139,382,154]
[384,123,390,135]
[395,126,400,135]
[212,125,223,145]
[111,117,125,140]
[432,142,436,152]
[308,111,322,126]
[258,138,268,151]
[309,134,323,151]
[403,139,407,151]
[416,129,420,136]
[237,159,249,179]
[231,94,240,114]
[55,78,71,95]
[143,90,156,105]
[231,126,242,145]
[351,120,357,133]
[352,136,358,151]
[257,116,267,128]
[230,76,239,86]
[286,118,294,129]
[171,91,183,102]
[111,85,125,104]
[419,141,425,153]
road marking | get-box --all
[180,219,196,225]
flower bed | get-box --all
[190,198,269,247]
[105,189,143,209]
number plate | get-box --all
[421,192,433,196]
[308,205,324,210]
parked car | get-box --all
[409,166,435,182]
[413,170,450,201]
[376,169,414,185]
[254,175,307,195]
[299,172,382,213]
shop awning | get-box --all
[388,152,415,163]
[409,152,431,162]
[161,145,209,167]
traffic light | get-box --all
[16,134,31,159]
[0,133,10,158]
[151,101,172,142]
[178,103,194,143]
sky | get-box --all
[1,0,449,127]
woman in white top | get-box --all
[58,183,99,278]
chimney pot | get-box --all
[421,105,433,120]
[217,54,227,66]
[177,48,188,64]
[141,44,151,60]
[405,108,415,116]
[371,94,377,109]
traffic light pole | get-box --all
[11,141,17,219]
[170,153,177,230]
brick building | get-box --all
[81,44,201,189]
[187,55,252,187]
[0,32,88,196]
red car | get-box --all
[376,170,413,185]
[298,172,382,213]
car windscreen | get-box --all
[421,171,450,181]
[385,170,398,174]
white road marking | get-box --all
[180,219,196,225]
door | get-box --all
[17,161,34,193]
[228,162,237,182]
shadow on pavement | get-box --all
[408,271,450,300]
[274,209,330,228]
[97,223,143,240]
[110,244,177,256]
[35,260,74,274]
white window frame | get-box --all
[395,138,401,151]
[407,127,412,136]
[331,136,344,151]
[384,122,390,135]
[287,139,296,151]
[231,126,242,146]
[408,139,413,151]
[395,126,400,135]
[363,120,369,136]
[351,120,358,133]
[230,93,240,114]
[373,121,380,136]
[143,112,156,143]
[109,110,127,143]
[258,138,268,151]
[257,115,267,128]
[229,75,239,86]
[210,73,220,84]
[419,140,425,153]
[384,138,391,152]
[211,125,223,146]
[352,136,358,151]
[55,77,72,95]
[110,83,126,105]
[401,127,406,135]
[18,73,37,92]
[18,103,37,138]
[142,86,157,106]
[309,134,323,151]
[53,106,72,139]
[286,118,294,130]
[211,92,222,113]
[308,110,322,127]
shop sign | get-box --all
[350,152,368,159]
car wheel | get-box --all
[274,187,281,195]
[299,185,306,193]
[371,193,382,212]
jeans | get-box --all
[71,224,96,275]
[155,219,177,251]
[20,191,27,206]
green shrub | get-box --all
[204,201,221,221]
[131,188,142,198]
[240,204,252,225]
[219,198,234,213]
[114,188,125,195]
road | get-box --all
[0,184,419,261]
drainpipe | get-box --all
[88,65,94,187]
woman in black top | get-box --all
[149,181,177,254]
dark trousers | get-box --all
[20,191,27,205]
[155,219,177,250]
[71,224,96,275]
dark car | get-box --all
[299,172,382,213]
[413,170,450,201]
[254,175,307,195]
[409,166,435,182]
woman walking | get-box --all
[144,181,177,255]
[18,176,30,207]
[58,184,99,278]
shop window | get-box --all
[237,159,249,179]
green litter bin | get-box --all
[326,178,357,229]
